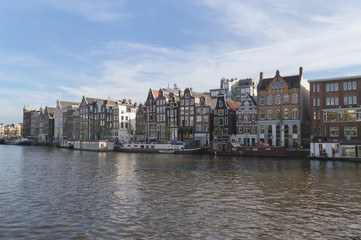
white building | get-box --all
[54,100,79,143]
[111,101,137,143]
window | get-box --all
[196,116,202,122]
[190,107,194,115]
[260,96,265,106]
[267,95,273,105]
[317,84,320,92]
[344,127,357,137]
[190,116,194,126]
[218,109,224,116]
[292,109,298,119]
[196,124,202,132]
[335,83,338,91]
[203,124,208,132]
[293,125,298,134]
[349,96,352,105]
[330,83,334,91]
[353,96,357,104]
[284,109,289,119]
[353,81,356,90]
[326,83,330,92]
[267,110,273,119]
[330,127,339,137]
[219,101,223,107]
[292,93,298,104]
[219,118,224,126]
[331,98,334,105]
[344,82,347,90]
[313,84,316,92]
[313,98,316,107]
[244,104,249,111]
[276,80,280,89]
[326,98,330,106]
[244,114,250,122]
[335,97,339,105]
[203,115,209,122]
[276,110,281,118]
[317,98,320,106]
[284,94,289,104]
[314,111,316,120]
[344,97,348,105]
[225,117,228,125]
[260,111,265,120]
[275,95,281,105]
[348,82,352,90]
[260,125,265,134]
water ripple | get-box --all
[1,146,361,239]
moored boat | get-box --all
[210,141,302,157]
[117,141,201,154]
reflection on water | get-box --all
[0,145,361,239]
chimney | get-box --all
[260,72,264,81]
[174,83,177,89]
[299,66,303,76]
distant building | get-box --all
[135,103,147,142]
[210,77,257,101]
[38,106,55,142]
[54,100,79,143]
[194,95,216,147]
[236,92,258,146]
[166,92,180,141]
[144,89,159,142]
[212,91,240,141]
[22,106,32,138]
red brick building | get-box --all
[309,75,361,141]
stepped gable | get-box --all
[258,69,301,91]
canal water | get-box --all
[1,145,361,239]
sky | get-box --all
[1,0,361,124]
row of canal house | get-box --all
[23,96,138,144]
[135,67,310,148]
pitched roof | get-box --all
[205,95,217,109]
[152,90,159,99]
[59,101,79,108]
[258,70,301,91]
[226,99,240,111]
[85,97,105,104]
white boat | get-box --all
[117,141,201,154]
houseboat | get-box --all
[210,141,302,157]
[116,141,201,154]
[74,140,114,152]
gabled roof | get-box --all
[225,99,240,111]
[152,90,159,99]
[205,95,217,109]
[59,101,79,108]
[258,69,302,91]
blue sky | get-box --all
[1,0,361,124]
